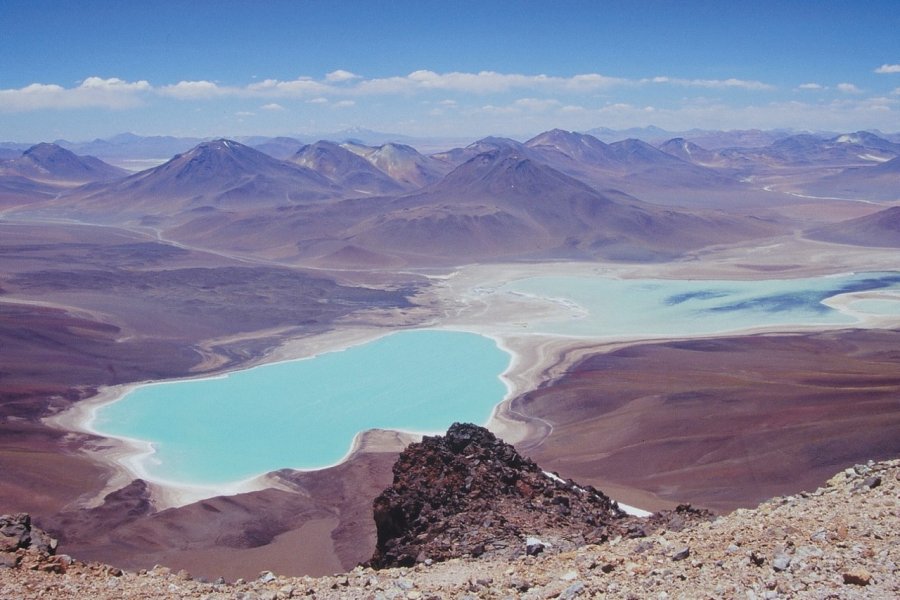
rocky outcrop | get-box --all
[0,513,57,555]
[0,513,68,573]
[368,423,633,568]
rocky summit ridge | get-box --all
[1,428,898,599]
[368,423,709,569]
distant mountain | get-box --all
[525,129,620,165]
[519,130,740,206]
[800,155,900,202]
[330,147,779,263]
[70,139,342,218]
[0,141,31,154]
[0,143,126,183]
[430,136,535,168]
[523,129,718,176]
[657,138,722,166]
[718,132,900,169]
[584,125,673,143]
[0,148,22,161]
[290,141,406,194]
[251,137,307,160]
[343,142,453,187]
[58,134,205,160]
[678,129,797,150]
[806,206,900,247]
[830,131,900,159]
[320,127,416,146]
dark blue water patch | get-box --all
[664,290,732,306]
[706,273,900,315]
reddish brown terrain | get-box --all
[515,329,900,513]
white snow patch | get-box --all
[859,153,890,162]
[618,503,654,518]
[542,471,652,517]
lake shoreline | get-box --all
[47,245,900,511]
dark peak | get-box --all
[433,145,606,202]
[611,137,655,150]
[443,422,518,455]
[172,139,268,165]
[108,132,143,144]
[468,136,527,152]
[294,140,343,156]
[659,137,709,153]
[195,138,242,152]
[24,142,69,158]
[368,423,632,569]
[607,138,689,164]
[525,128,578,144]
[442,147,538,182]
[11,141,126,182]
[375,142,419,156]
[835,130,887,143]
[535,127,574,139]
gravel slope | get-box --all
[2,459,897,599]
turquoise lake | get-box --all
[500,271,900,337]
[93,330,510,485]
[93,271,900,486]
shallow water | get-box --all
[498,271,900,337]
[93,330,510,485]
[93,271,900,487]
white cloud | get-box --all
[333,100,355,108]
[158,80,224,99]
[893,87,900,96]
[247,77,330,96]
[797,82,824,90]
[307,97,329,104]
[650,76,775,91]
[357,70,629,95]
[0,76,150,111]
[875,64,900,74]
[0,69,780,115]
[235,111,255,117]
[836,82,862,94]
[260,103,285,111]
[80,76,150,92]
[325,69,360,82]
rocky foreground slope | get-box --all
[1,426,898,599]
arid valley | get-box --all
[1,125,898,582]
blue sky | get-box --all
[2,0,899,142]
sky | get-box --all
[2,0,900,142]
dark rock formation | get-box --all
[0,513,71,573]
[368,423,631,568]
[0,513,57,555]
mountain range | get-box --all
[0,143,126,184]
[4,126,899,264]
